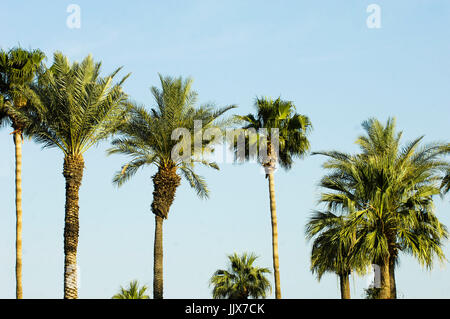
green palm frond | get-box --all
[232,96,312,169]
[108,74,235,197]
[112,280,150,299]
[210,253,272,299]
[313,117,449,274]
[16,52,130,156]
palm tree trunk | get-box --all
[339,273,351,299]
[62,154,84,299]
[153,215,164,299]
[267,172,281,299]
[379,257,390,299]
[151,166,181,299]
[389,255,397,299]
[13,131,23,299]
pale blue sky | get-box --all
[1,0,449,299]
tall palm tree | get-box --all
[112,280,150,299]
[354,118,449,298]
[15,52,130,298]
[108,74,235,299]
[0,47,45,299]
[305,211,368,299]
[233,97,312,298]
[314,118,449,299]
[210,252,271,299]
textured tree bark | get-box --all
[153,215,164,299]
[379,257,391,299]
[339,273,351,299]
[389,255,397,299]
[387,233,397,299]
[62,154,84,299]
[13,131,23,299]
[267,172,281,299]
[151,166,181,299]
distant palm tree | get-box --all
[108,74,235,299]
[0,47,45,299]
[233,97,311,298]
[363,287,381,299]
[15,52,130,298]
[314,118,449,299]
[112,280,150,299]
[210,253,271,299]
[306,211,368,299]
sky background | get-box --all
[1,0,450,299]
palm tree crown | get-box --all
[109,74,235,208]
[210,253,272,299]
[18,52,130,156]
[234,96,312,170]
[112,280,150,299]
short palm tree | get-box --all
[306,211,368,299]
[0,47,45,299]
[15,52,130,298]
[210,253,271,299]
[233,97,312,298]
[112,280,150,299]
[108,74,235,299]
[314,118,449,299]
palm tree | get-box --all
[210,253,271,299]
[354,118,449,298]
[233,97,312,298]
[0,47,45,299]
[15,52,130,298]
[108,74,235,299]
[112,280,150,299]
[314,118,449,299]
[305,211,368,299]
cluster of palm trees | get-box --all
[1,47,449,299]
[306,119,450,299]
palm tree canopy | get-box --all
[10,52,130,155]
[313,117,449,268]
[112,280,150,299]
[0,47,45,129]
[210,252,272,299]
[0,47,45,102]
[233,96,312,169]
[108,74,236,199]
[306,211,369,280]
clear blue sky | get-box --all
[1,0,449,299]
